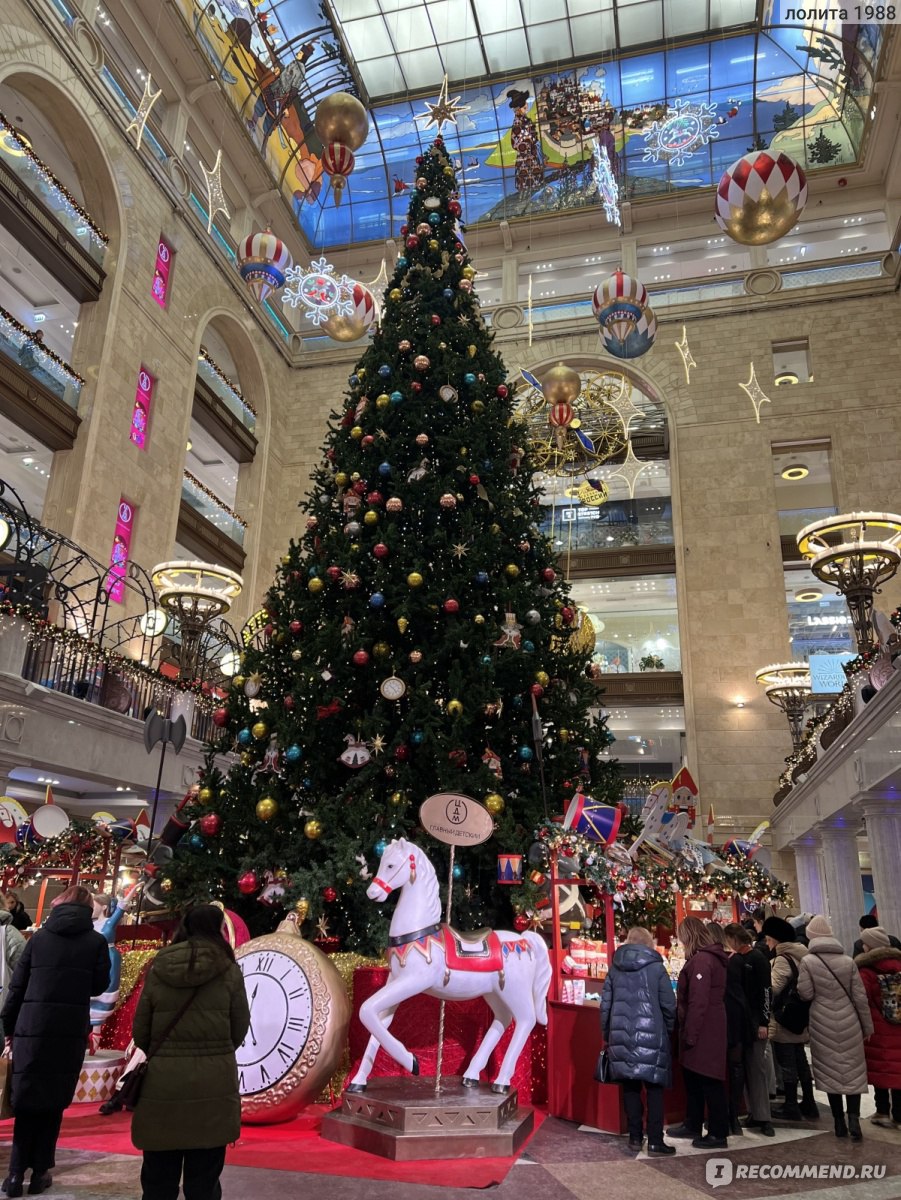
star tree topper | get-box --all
[415,75,471,132]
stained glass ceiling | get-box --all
[324,0,759,100]
[177,2,882,250]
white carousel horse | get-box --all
[347,838,552,1095]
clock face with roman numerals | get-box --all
[236,949,314,1097]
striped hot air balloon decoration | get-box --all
[237,228,293,304]
[321,142,356,206]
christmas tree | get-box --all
[164,137,618,953]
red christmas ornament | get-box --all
[264,623,274,638]
[443,598,460,615]
[448,200,462,216]
[468,474,480,486]
[513,914,529,933]
[541,567,557,583]
[199,813,222,837]
[353,649,370,666]
[362,435,374,448]
[283,695,295,710]
[561,606,574,624]
[449,749,467,767]
[366,491,384,506]
[326,566,342,582]
[400,224,408,235]
[496,384,508,398]
[411,381,422,393]
[212,708,229,728]
[322,886,338,903]
[237,870,259,895]
[530,684,545,698]
[290,620,303,635]
[306,517,318,530]
[395,744,411,762]
[430,314,441,326]
[406,235,419,250]
[373,543,389,559]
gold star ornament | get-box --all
[125,74,163,151]
[675,325,697,384]
[201,148,230,234]
[452,542,471,560]
[739,363,771,424]
[368,734,387,756]
[415,75,471,132]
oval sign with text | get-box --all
[419,792,494,847]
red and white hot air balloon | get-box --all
[237,228,293,304]
[592,269,648,318]
[321,142,355,206]
[548,400,574,429]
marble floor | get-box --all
[4,1092,901,1200]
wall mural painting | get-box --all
[181,1,882,248]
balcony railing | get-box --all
[0,112,108,267]
[197,349,256,434]
[181,471,246,548]
[541,494,674,552]
[0,307,83,409]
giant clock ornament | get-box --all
[235,912,350,1123]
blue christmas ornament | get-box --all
[452,863,463,880]
[285,744,303,763]
[374,839,388,856]
[481,655,492,666]
[443,288,453,299]
[410,729,424,745]
[474,571,489,586]
[378,462,392,477]
[512,695,524,709]
[390,391,404,406]
[397,256,408,269]
[188,833,206,852]
[518,746,534,762]
[482,460,493,472]
[369,592,385,609]
[238,728,252,746]
[308,566,320,578]
[463,373,476,385]
[428,212,441,226]
[523,640,535,653]
[349,374,360,387]
[378,364,392,379]
[302,777,313,790]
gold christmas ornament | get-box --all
[429,239,439,251]
[389,288,402,301]
[376,393,390,409]
[313,92,369,151]
[256,796,278,821]
[470,400,485,414]
[463,266,476,280]
[232,675,245,690]
[295,897,310,920]
[198,787,213,805]
[447,699,464,716]
[335,471,349,487]
[308,578,324,594]
[390,790,406,806]
[373,640,390,659]
[397,616,409,633]
[350,426,363,440]
[363,510,379,526]
[251,721,268,740]
[535,670,550,687]
[467,344,477,358]
[304,819,323,840]
[407,572,424,588]
[505,563,521,578]
[160,878,173,894]
[474,614,485,625]
[240,752,253,766]
[541,361,581,405]
[485,792,505,815]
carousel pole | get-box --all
[434,843,456,1095]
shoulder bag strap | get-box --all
[145,988,199,1061]
[817,955,866,1034]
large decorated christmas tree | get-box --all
[164,138,619,953]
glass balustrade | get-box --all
[181,472,246,548]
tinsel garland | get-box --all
[183,470,248,528]
[0,111,108,248]
[116,944,159,1006]
[0,305,85,389]
[198,348,257,418]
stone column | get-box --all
[860,794,901,937]
[790,836,826,916]
[816,819,866,954]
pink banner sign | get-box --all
[130,367,154,449]
[151,238,173,308]
[107,498,135,604]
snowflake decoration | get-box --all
[641,99,719,167]
[593,140,620,226]
[283,256,355,327]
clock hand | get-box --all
[247,983,260,1046]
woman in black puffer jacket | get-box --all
[601,926,677,1155]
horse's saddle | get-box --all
[441,924,504,973]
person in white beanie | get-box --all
[798,915,873,1140]
[854,926,901,1128]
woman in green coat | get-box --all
[131,905,250,1200]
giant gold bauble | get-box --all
[541,361,581,405]
[714,150,808,246]
[313,92,369,151]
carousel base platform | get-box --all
[321,1077,534,1160]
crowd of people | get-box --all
[600,909,901,1153]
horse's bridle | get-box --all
[372,851,416,896]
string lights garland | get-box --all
[0,817,112,877]
[0,306,85,390]
[0,111,109,249]
[197,348,257,418]
[182,471,248,528]
[0,600,220,707]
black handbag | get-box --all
[118,988,199,1108]
[594,1048,613,1084]
[772,955,810,1035]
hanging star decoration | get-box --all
[125,73,162,151]
[415,74,471,132]
[675,325,697,384]
[201,149,230,233]
[452,541,471,560]
[739,364,771,423]
[341,570,361,589]
[527,273,534,347]
[368,734,387,757]
[316,915,330,938]
[603,376,645,435]
[606,442,649,499]
[376,427,389,442]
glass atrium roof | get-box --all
[325,0,758,100]
[177,1,882,250]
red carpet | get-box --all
[1,1104,544,1188]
